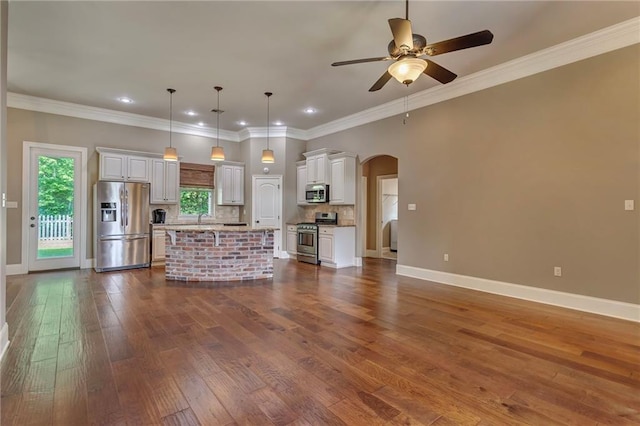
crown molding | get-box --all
[306,16,640,140]
[7,17,638,143]
[237,126,308,142]
[7,92,241,142]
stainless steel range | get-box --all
[297,212,338,264]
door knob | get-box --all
[30,216,35,220]
[30,224,35,228]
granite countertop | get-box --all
[161,224,277,232]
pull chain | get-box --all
[402,95,409,125]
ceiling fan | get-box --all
[331,0,494,92]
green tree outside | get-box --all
[180,187,211,215]
[38,156,74,216]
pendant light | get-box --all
[210,86,225,161]
[163,88,178,161]
[261,92,275,164]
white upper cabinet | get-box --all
[98,149,150,182]
[329,152,357,205]
[296,161,308,205]
[150,159,179,204]
[304,148,334,185]
[216,163,244,205]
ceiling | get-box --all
[7,1,639,134]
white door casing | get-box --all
[23,142,88,271]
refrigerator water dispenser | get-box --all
[101,202,117,222]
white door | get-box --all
[25,143,86,271]
[252,175,282,257]
[252,176,281,228]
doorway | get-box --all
[251,175,283,257]
[22,142,87,271]
[378,175,398,260]
[360,155,398,259]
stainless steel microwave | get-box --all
[305,184,329,203]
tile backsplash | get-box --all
[150,204,240,223]
[297,204,356,226]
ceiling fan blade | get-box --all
[369,71,393,92]
[424,30,494,56]
[423,59,457,84]
[331,57,391,67]
[388,18,414,51]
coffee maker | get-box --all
[152,209,166,224]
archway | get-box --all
[360,155,398,259]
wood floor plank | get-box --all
[53,366,89,426]
[159,347,234,425]
[2,258,638,425]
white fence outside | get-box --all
[39,214,73,240]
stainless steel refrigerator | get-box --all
[94,181,150,272]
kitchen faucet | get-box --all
[197,213,210,224]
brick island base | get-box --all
[164,227,274,282]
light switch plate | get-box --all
[408,204,416,211]
[625,200,634,211]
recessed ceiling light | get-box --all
[186,110,197,116]
[197,122,206,127]
[238,121,247,126]
[303,107,316,114]
[274,121,283,126]
[118,97,133,104]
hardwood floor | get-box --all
[1,258,639,425]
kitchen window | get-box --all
[179,187,212,216]
[178,163,215,218]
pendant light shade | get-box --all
[163,146,178,162]
[261,149,275,164]
[261,92,275,164]
[210,86,225,162]
[210,146,225,161]
[163,88,178,161]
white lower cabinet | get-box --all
[152,229,166,265]
[286,225,297,256]
[318,226,355,268]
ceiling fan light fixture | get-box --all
[388,57,427,85]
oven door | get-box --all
[297,228,319,264]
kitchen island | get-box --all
[161,224,275,282]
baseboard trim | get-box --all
[6,264,27,275]
[0,322,9,363]
[396,265,640,323]
[354,257,363,267]
[365,250,377,258]
[81,258,94,269]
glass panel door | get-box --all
[28,147,81,271]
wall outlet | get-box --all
[444,253,449,262]
[408,203,416,211]
[554,266,562,277]
[625,200,635,211]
